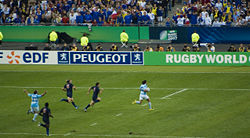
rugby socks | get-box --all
[46,128,49,136]
[60,98,68,102]
[71,102,77,108]
[40,123,46,128]
[95,100,100,103]
[85,104,90,110]
[136,101,140,104]
[148,102,152,109]
[33,113,38,121]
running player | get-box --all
[132,80,154,111]
[38,102,53,136]
[24,89,47,121]
[84,82,104,112]
[61,80,78,109]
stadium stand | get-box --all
[172,0,249,26]
[0,0,174,26]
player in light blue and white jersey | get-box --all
[24,89,47,121]
[132,80,153,111]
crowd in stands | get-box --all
[169,0,250,26]
[0,0,171,26]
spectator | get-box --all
[177,16,184,26]
[62,15,69,24]
[157,6,164,22]
[116,14,124,25]
[204,13,212,26]
[212,18,221,27]
[141,12,150,25]
[182,44,191,52]
[76,12,84,24]
[85,11,92,23]
[165,17,173,27]
[124,12,132,25]
[97,17,104,26]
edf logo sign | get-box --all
[23,52,49,63]
[0,51,58,64]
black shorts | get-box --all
[43,118,50,125]
[67,93,72,98]
[92,96,98,102]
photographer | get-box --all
[130,44,141,51]
[95,44,103,51]
[166,44,175,52]
[110,44,118,51]
[182,44,191,52]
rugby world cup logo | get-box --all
[7,51,20,64]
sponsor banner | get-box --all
[0,50,57,64]
[160,30,177,40]
[58,51,144,65]
[144,52,250,66]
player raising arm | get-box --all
[132,80,154,111]
[60,80,78,109]
[24,89,47,121]
[84,82,104,112]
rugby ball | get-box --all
[145,88,150,92]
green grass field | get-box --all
[0,65,249,138]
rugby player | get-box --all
[84,82,104,112]
[61,80,78,109]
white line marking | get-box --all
[0,85,249,91]
[0,132,205,138]
[90,123,97,126]
[64,133,71,136]
[0,70,249,74]
[115,113,123,117]
[161,89,188,99]
[141,104,147,106]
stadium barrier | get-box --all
[0,26,149,43]
[0,50,144,65]
[149,27,250,44]
[0,50,249,66]
[144,52,250,66]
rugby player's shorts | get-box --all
[30,103,39,112]
[139,94,149,100]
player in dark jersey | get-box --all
[38,102,53,136]
[84,82,104,112]
[60,80,78,109]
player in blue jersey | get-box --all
[61,80,78,109]
[132,80,154,111]
[84,82,104,112]
[39,102,53,136]
[24,89,47,121]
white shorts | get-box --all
[139,94,149,101]
[30,103,39,112]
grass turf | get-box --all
[0,65,249,138]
